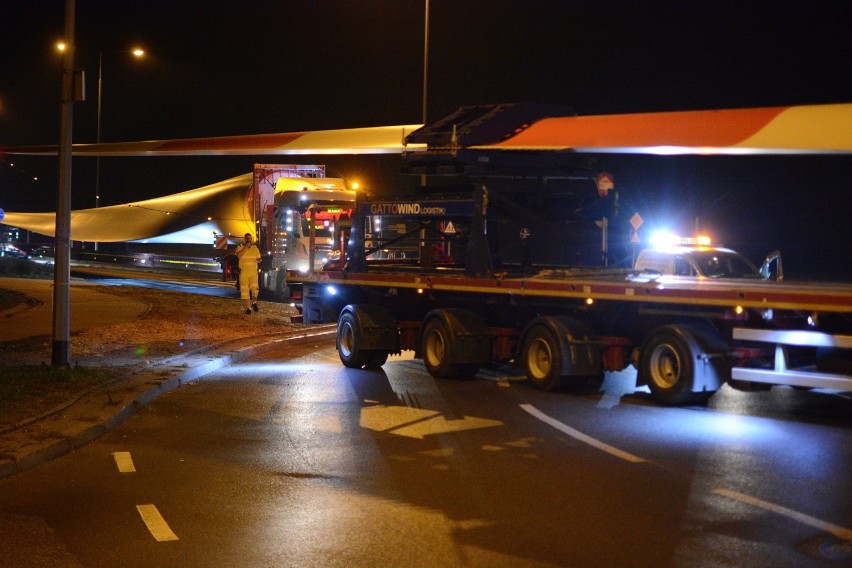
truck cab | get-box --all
[261,179,355,299]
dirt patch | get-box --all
[0,288,39,312]
[0,285,302,366]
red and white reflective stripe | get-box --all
[316,271,852,314]
[3,124,425,157]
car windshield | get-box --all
[691,251,760,278]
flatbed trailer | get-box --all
[293,255,852,405]
[286,104,852,406]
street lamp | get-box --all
[95,48,145,204]
[57,42,144,250]
[422,0,429,125]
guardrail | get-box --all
[76,251,222,274]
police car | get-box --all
[634,235,778,279]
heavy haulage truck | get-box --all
[218,164,355,301]
[288,105,852,406]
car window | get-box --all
[691,251,760,278]
[674,257,694,276]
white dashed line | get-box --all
[112,452,136,473]
[520,404,646,463]
[714,488,852,541]
[136,504,179,542]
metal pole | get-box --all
[94,51,102,251]
[52,0,75,366]
[420,0,430,188]
[422,0,429,125]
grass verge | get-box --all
[0,365,123,427]
[0,257,53,278]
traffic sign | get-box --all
[0,208,4,223]
[596,172,614,192]
[630,212,644,230]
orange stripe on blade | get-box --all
[494,107,787,149]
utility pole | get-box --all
[94,50,102,251]
[420,0,430,189]
[52,0,75,366]
[422,0,429,125]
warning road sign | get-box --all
[630,213,644,230]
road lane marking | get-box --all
[360,405,503,439]
[714,488,852,541]
[136,504,179,542]
[519,404,645,463]
[112,452,136,473]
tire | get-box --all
[337,311,368,368]
[364,350,389,369]
[522,325,566,391]
[422,318,462,378]
[274,270,291,301]
[640,328,697,406]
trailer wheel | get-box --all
[422,318,462,378]
[337,311,369,368]
[640,328,696,406]
[522,325,566,391]
[365,350,390,369]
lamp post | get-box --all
[53,0,75,367]
[94,47,144,251]
[422,0,429,125]
[56,43,144,251]
[419,0,430,190]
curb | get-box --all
[0,326,337,480]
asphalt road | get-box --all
[1,340,850,567]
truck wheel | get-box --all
[364,350,389,369]
[422,318,462,378]
[274,270,291,301]
[522,325,566,391]
[640,328,696,406]
[337,311,369,368]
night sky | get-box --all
[1,1,850,279]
